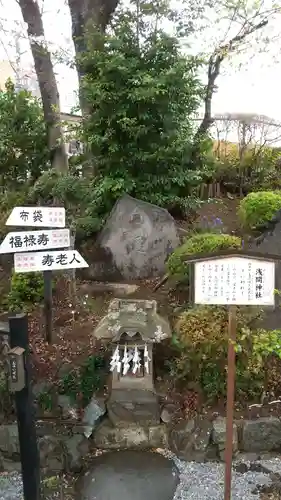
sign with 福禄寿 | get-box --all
[0,229,70,254]
[5,207,65,228]
[14,249,88,273]
[194,256,275,306]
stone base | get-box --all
[94,419,168,450]
[107,389,160,426]
[79,450,179,500]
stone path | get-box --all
[79,450,179,500]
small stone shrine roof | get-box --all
[93,299,171,343]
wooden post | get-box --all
[9,313,41,500]
[224,305,237,500]
[43,270,53,344]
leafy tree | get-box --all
[81,7,207,214]
[0,80,48,188]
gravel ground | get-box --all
[172,460,271,500]
[0,473,23,500]
[172,456,281,500]
[0,456,281,500]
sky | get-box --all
[0,0,280,122]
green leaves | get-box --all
[0,80,48,188]
[167,232,242,279]
[238,191,281,230]
[80,8,207,215]
[172,304,276,401]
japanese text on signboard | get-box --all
[195,257,274,306]
[6,207,65,228]
[10,356,18,383]
[5,229,70,252]
[14,249,88,273]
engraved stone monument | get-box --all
[93,299,171,426]
[96,194,179,280]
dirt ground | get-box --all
[195,197,242,234]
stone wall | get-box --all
[0,421,89,473]
[93,415,281,462]
[2,415,281,473]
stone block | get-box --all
[160,404,177,424]
[94,420,168,450]
[94,421,149,450]
[212,417,238,461]
[148,425,168,448]
[38,435,66,472]
[65,434,89,472]
[82,396,106,438]
[241,417,281,452]
[169,418,212,462]
[107,389,160,427]
[0,424,19,457]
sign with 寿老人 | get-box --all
[14,249,88,273]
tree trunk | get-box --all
[192,19,268,166]
[67,0,120,117]
[18,0,68,173]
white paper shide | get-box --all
[195,257,275,306]
[110,344,151,375]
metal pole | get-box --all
[9,313,41,500]
[224,305,237,500]
[43,270,53,344]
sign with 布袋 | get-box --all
[194,257,275,306]
[6,207,65,228]
[0,229,70,254]
[14,250,88,273]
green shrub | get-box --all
[59,355,106,406]
[238,191,281,230]
[213,146,281,194]
[167,233,241,280]
[7,271,44,311]
[170,305,281,401]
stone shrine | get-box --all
[93,299,171,426]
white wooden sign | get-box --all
[194,257,275,306]
[0,229,70,254]
[14,250,88,273]
[6,207,65,228]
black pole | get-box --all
[43,270,53,344]
[9,313,40,500]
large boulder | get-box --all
[93,195,179,280]
[78,450,179,500]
